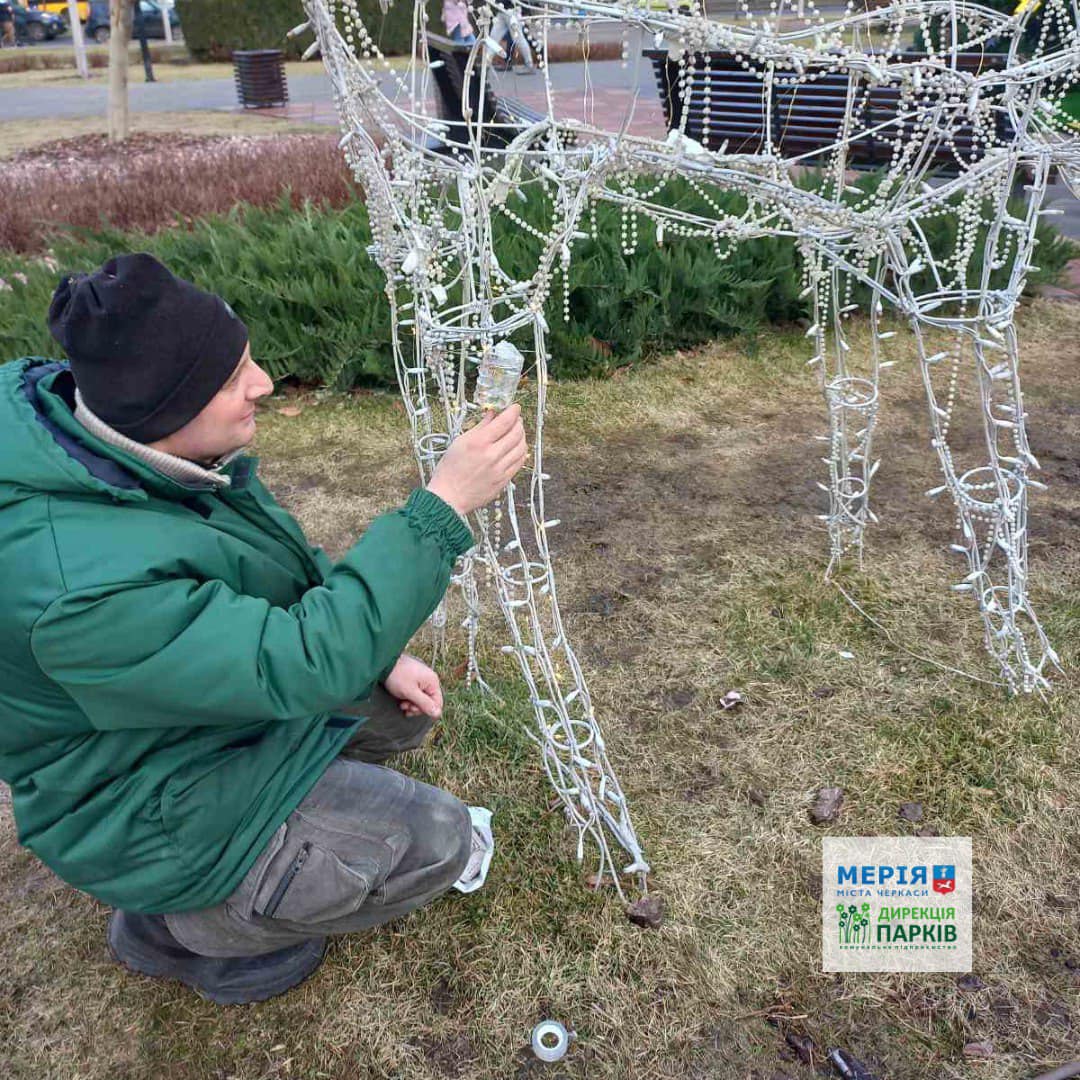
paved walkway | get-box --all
[263,82,667,141]
[1039,172,1080,243]
[1,21,652,121]
[2,71,336,121]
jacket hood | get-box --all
[0,357,252,510]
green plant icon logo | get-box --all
[837,902,871,946]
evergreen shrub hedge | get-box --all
[176,0,419,60]
[1,176,1073,389]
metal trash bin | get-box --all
[233,49,288,109]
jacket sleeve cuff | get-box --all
[403,487,475,559]
[377,654,399,685]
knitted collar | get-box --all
[73,388,243,490]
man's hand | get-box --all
[427,403,528,517]
[383,654,444,718]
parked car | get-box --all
[13,2,63,41]
[27,0,90,26]
[82,0,108,42]
[84,0,178,43]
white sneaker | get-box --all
[452,806,494,893]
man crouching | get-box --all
[0,253,526,1003]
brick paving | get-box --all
[256,84,667,140]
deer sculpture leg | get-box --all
[803,246,887,574]
[894,157,1058,692]
[364,162,650,896]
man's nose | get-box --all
[248,365,274,399]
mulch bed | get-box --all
[1,131,355,253]
[7,131,233,167]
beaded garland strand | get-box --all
[295,0,1078,894]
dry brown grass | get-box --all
[0,40,605,87]
[0,302,1078,1078]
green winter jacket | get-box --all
[0,357,474,913]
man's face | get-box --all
[150,345,274,464]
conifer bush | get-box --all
[176,0,420,60]
[1,177,1073,388]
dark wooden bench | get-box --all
[644,49,1012,174]
[425,32,546,151]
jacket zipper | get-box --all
[263,841,311,917]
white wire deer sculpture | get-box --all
[294,0,1079,894]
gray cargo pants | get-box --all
[164,686,473,958]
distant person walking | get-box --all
[0,1,17,48]
[442,0,475,44]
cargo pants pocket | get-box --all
[251,828,397,925]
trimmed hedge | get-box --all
[1,178,1074,389]
[0,189,805,388]
[175,0,420,60]
[3,135,353,254]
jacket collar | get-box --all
[73,388,238,491]
[31,364,258,501]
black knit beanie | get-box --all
[46,253,249,443]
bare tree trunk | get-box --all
[107,0,134,142]
[68,0,88,80]
[161,0,172,43]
